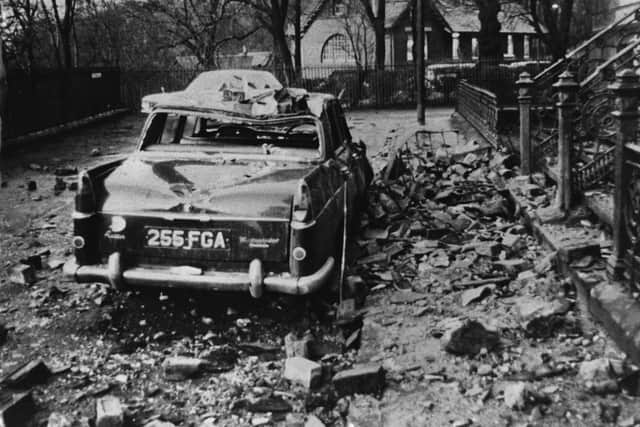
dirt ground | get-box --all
[0,109,638,427]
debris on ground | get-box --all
[1,113,639,426]
[9,263,36,285]
[283,357,322,390]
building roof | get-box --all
[301,0,537,35]
[386,0,410,28]
[300,0,410,33]
[301,0,327,34]
[434,0,537,34]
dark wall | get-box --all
[5,68,121,139]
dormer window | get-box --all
[332,0,346,16]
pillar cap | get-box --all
[516,71,534,86]
[552,71,579,91]
[608,68,640,93]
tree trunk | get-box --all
[294,0,302,81]
[476,0,502,63]
[61,28,73,69]
[0,38,8,154]
[374,0,385,70]
[374,19,385,70]
[274,29,295,85]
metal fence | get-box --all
[120,68,204,112]
[119,60,552,111]
[294,61,551,108]
[5,68,121,139]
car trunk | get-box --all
[97,156,312,269]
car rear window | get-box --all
[141,112,322,159]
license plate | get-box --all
[145,227,231,251]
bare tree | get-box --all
[39,0,78,69]
[475,0,503,62]
[525,0,575,60]
[294,0,301,80]
[239,0,295,84]
[0,3,7,155]
[131,0,259,69]
[4,0,40,72]
[340,1,374,69]
[357,0,385,70]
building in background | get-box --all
[298,0,544,68]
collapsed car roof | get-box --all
[151,85,334,120]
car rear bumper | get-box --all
[63,252,335,297]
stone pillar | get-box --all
[517,72,534,174]
[471,37,478,59]
[385,34,393,66]
[507,34,515,58]
[608,70,640,280]
[524,35,531,59]
[452,33,460,60]
[553,71,579,213]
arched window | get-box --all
[321,34,353,64]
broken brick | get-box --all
[246,396,293,413]
[0,392,35,426]
[284,331,313,359]
[514,297,570,338]
[460,284,495,306]
[441,319,500,356]
[95,395,123,427]
[20,254,43,270]
[503,381,530,410]
[47,412,73,427]
[283,357,321,389]
[500,233,523,252]
[304,415,326,427]
[9,264,36,285]
[4,359,51,388]
[578,358,615,382]
[162,356,204,380]
[332,364,385,397]
[493,259,532,274]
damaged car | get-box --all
[65,84,372,298]
[140,69,283,113]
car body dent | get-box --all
[99,155,311,218]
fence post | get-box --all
[517,72,534,174]
[607,69,640,280]
[553,71,579,213]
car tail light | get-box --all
[292,180,312,222]
[76,170,96,214]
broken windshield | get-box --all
[140,111,322,160]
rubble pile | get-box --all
[345,142,640,425]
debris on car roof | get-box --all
[154,84,328,119]
[185,69,283,93]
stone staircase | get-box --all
[530,6,640,194]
